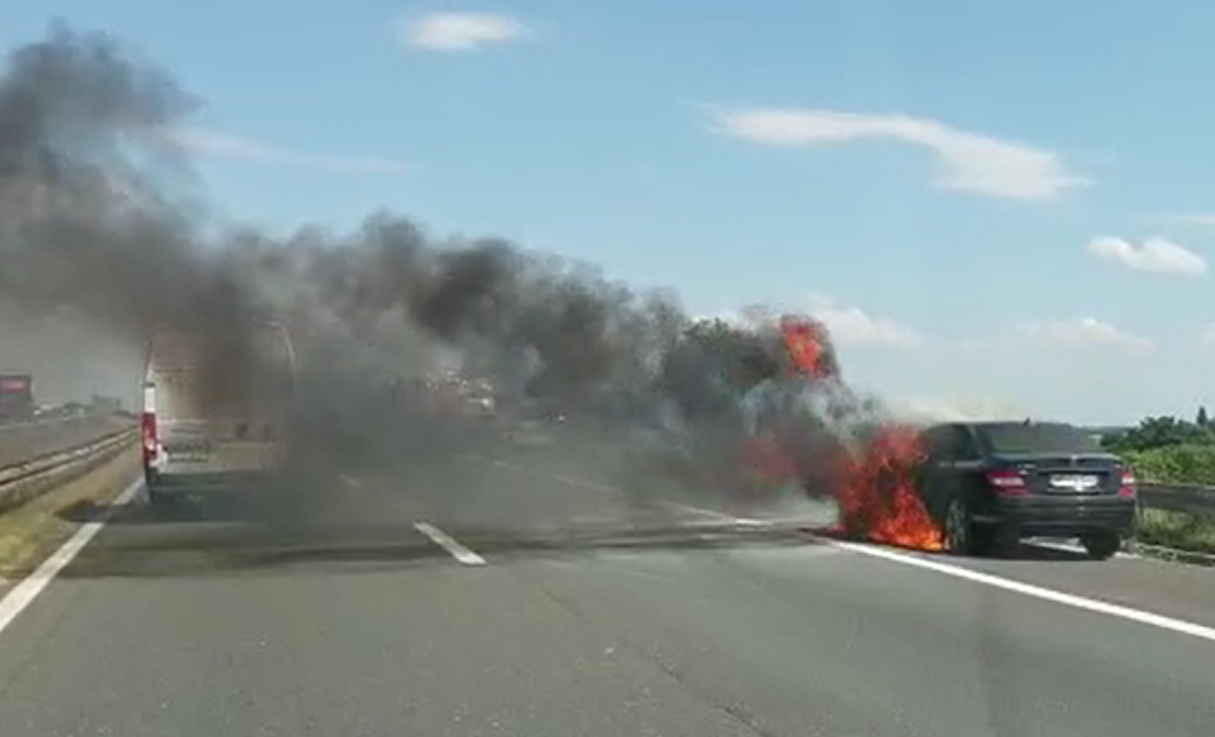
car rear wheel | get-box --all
[944,497,976,555]
[970,524,999,557]
[1080,530,1121,561]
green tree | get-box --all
[1105,415,1209,453]
[1198,406,1210,428]
[1124,444,1215,485]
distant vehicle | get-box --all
[0,374,34,423]
[914,420,1137,560]
[140,321,297,508]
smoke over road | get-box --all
[0,23,920,538]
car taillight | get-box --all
[1118,469,1137,497]
[987,467,1028,496]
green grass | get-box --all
[1134,508,1215,555]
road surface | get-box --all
[0,430,1213,736]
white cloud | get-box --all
[1200,324,1215,347]
[166,127,410,174]
[693,297,922,347]
[709,107,1087,200]
[807,294,923,347]
[399,12,530,51]
[1087,236,1206,276]
[893,395,1030,423]
[1015,317,1153,352]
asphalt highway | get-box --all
[0,431,1213,736]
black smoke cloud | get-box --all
[0,22,258,411]
[0,25,702,463]
[0,23,878,527]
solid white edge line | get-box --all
[414,522,486,566]
[0,475,143,637]
[467,455,1214,641]
[830,539,1215,644]
[477,456,820,529]
[1024,537,1139,560]
[481,457,784,528]
[662,502,766,526]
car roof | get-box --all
[925,420,1076,431]
[969,420,1075,428]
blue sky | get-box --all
[4,1,1215,424]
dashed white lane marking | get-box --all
[0,476,143,638]
[339,474,361,488]
[832,540,1215,645]
[414,522,486,566]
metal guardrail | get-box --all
[1138,482,1215,517]
[0,426,137,515]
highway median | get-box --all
[1132,508,1215,563]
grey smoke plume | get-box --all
[0,24,698,469]
[0,22,260,412]
[0,23,896,528]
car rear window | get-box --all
[977,423,1101,454]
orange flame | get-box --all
[835,424,944,551]
[778,315,829,378]
[729,315,942,548]
[735,418,943,549]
